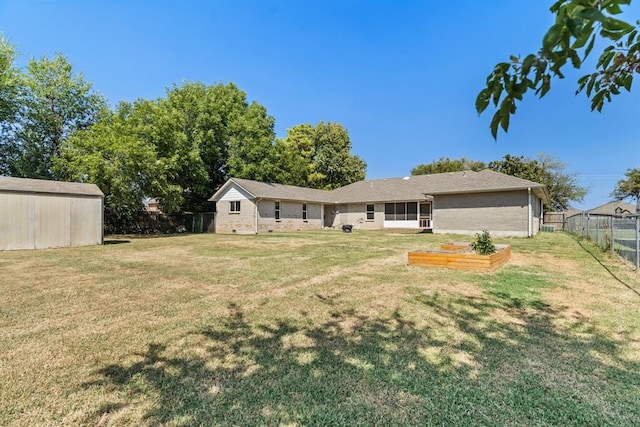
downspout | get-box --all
[255,198,260,234]
[527,188,532,237]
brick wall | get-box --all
[433,191,530,237]
[215,198,257,234]
[257,200,322,232]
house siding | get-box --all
[257,200,322,232]
[333,202,386,230]
[215,184,257,234]
[433,191,530,237]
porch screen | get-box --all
[384,202,417,221]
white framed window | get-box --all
[366,204,374,221]
[275,201,281,221]
[302,203,308,221]
[229,200,241,213]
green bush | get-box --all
[471,230,496,255]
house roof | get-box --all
[587,200,637,216]
[209,177,334,203]
[0,177,104,197]
[328,170,549,204]
[210,170,550,204]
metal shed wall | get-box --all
[0,181,103,250]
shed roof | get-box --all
[210,170,549,204]
[0,177,104,197]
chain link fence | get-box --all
[565,213,640,270]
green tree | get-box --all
[488,154,587,211]
[274,124,316,187]
[411,157,486,175]
[612,167,640,213]
[477,0,639,138]
[275,122,366,189]
[0,36,22,175]
[0,35,19,124]
[10,54,106,178]
[151,82,277,211]
[226,101,277,183]
[56,81,278,215]
[54,105,182,232]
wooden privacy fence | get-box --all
[543,212,567,231]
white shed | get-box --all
[0,177,104,250]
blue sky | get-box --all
[1,0,638,209]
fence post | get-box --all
[636,215,639,271]
[610,217,614,256]
[586,213,590,239]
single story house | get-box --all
[586,201,637,216]
[0,177,104,250]
[209,170,549,237]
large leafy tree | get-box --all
[488,154,587,211]
[612,167,640,212]
[0,35,19,124]
[275,122,366,190]
[57,81,278,214]
[477,0,639,138]
[10,54,106,178]
[54,103,183,232]
[0,36,20,175]
[411,157,486,175]
[151,82,277,211]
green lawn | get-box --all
[1,231,639,426]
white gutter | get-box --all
[527,187,532,237]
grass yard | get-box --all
[1,230,640,426]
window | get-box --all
[275,201,281,221]
[366,204,375,221]
[385,203,395,221]
[229,200,240,213]
[384,202,418,221]
[302,203,308,221]
[407,202,418,220]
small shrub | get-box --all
[471,230,496,255]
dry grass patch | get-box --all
[1,231,640,425]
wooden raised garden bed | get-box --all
[408,243,511,272]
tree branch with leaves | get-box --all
[477,0,639,138]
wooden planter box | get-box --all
[408,244,511,272]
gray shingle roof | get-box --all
[328,170,548,203]
[211,170,549,204]
[210,178,334,203]
[0,177,104,197]
[587,201,637,215]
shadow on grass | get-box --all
[84,297,640,425]
[103,239,131,245]
[568,233,640,299]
